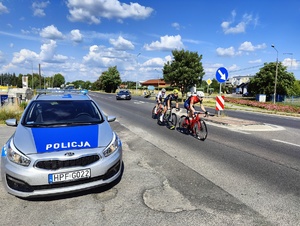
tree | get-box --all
[248,62,296,99]
[53,73,65,88]
[163,49,205,95]
[95,66,122,93]
[291,80,300,96]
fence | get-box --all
[283,96,300,106]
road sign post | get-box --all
[215,67,228,116]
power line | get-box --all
[229,64,264,73]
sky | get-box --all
[0,0,299,84]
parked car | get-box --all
[1,90,123,198]
[242,92,250,97]
[116,90,131,100]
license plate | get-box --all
[48,168,91,184]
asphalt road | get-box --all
[0,93,300,226]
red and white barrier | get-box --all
[215,96,225,111]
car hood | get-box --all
[13,123,114,155]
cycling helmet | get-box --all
[173,89,179,94]
[161,88,166,92]
[196,91,205,98]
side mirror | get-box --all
[106,115,116,122]
[5,118,18,127]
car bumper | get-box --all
[116,96,131,100]
[1,148,122,198]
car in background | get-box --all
[116,90,131,100]
[1,90,123,198]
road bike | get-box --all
[178,111,209,140]
[157,106,178,130]
[151,103,164,119]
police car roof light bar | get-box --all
[36,89,88,95]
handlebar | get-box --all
[194,111,214,117]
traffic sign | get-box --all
[215,67,228,83]
[206,78,212,86]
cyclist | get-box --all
[159,89,180,123]
[154,88,166,114]
[184,91,209,121]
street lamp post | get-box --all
[271,44,278,104]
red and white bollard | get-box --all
[215,96,225,116]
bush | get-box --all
[0,105,23,124]
[226,97,300,114]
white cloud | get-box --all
[172,22,180,30]
[249,59,262,64]
[0,2,9,14]
[40,40,56,61]
[144,35,184,51]
[10,40,67,67]
[40,40,68,63]
[282,58,298,68]
[217,42,266,57]
[82,44,132,70]
[40,25,64,39]
[228,64,239,71]
[109,36,134,50]
[142,58,165,67]
[66,0,153,24]
[70,29,83,43]
[221,10,259,34]
[12,49,39,64]
[32,1,50,17]
[238,41,266,51]
[216,46,236,57]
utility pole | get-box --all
[271,45,279,104]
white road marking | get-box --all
[133,101,146,104]
[272,139,300,148]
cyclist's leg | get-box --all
[159,103,166,122]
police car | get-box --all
[1,90,123,198]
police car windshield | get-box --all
[22,100,104,126]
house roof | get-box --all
[140,79,168,86]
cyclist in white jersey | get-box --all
[154,88,166,114]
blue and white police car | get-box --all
[1,90,123,198]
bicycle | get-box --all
[151,102,164,119]
[178,111,209,140]
[157,106,178,130]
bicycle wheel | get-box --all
[178,115,189,134]
[194,119,208,141]
[167,113,177,130]
[152,106,157,119]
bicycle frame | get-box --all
[188,113,201,131]
[178,111,208,141]
[156,106,177,129]
[152,103,164,119]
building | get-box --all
[140,79,169,88]
[226,75,254,94]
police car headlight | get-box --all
[6,139,31,166]
[103,133,120,157]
